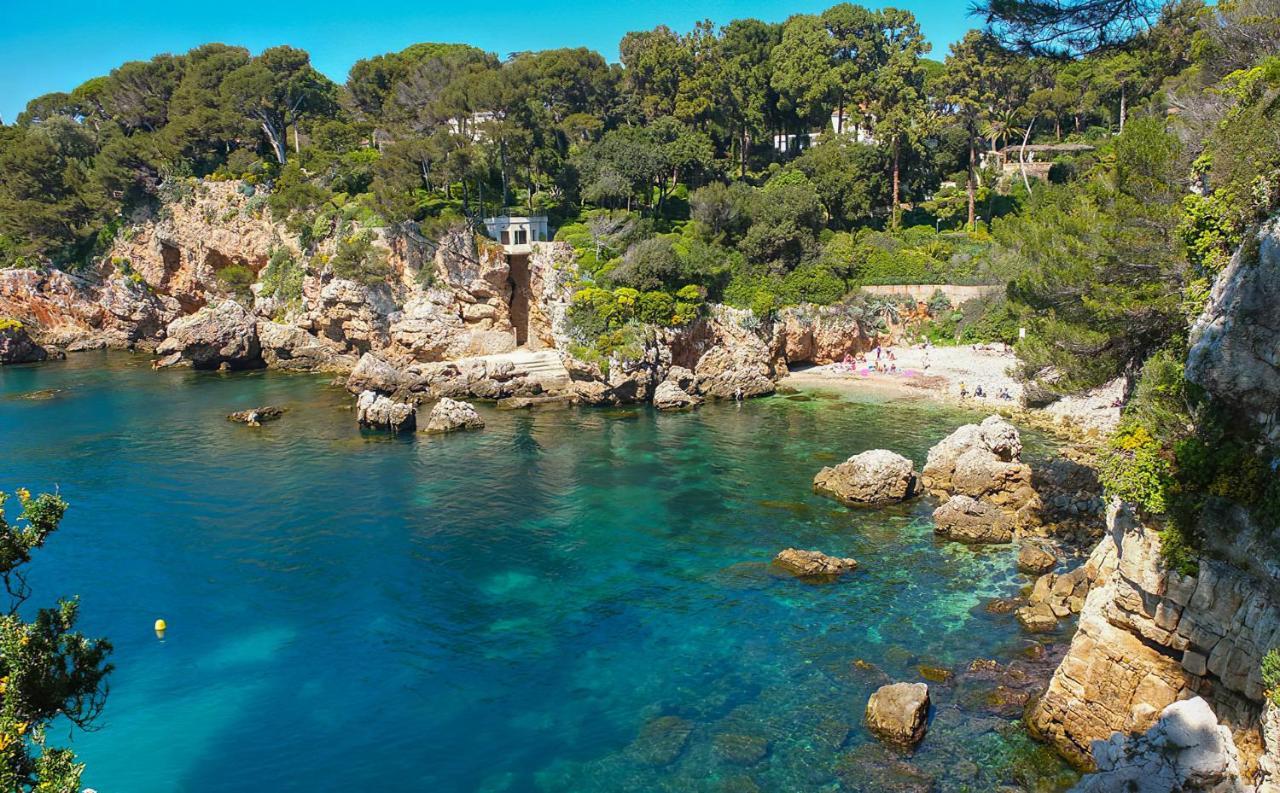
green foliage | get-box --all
[260,248,304,307]
[215,263,256,300]
[1100,423,1174,515]
[0,319,23,332]
[0,490,112,792]
[330,232,390,287]
[1263,649,1280,707]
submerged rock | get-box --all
[1071,697,1247,793]
[813,449,917,506]
[772,548,859,579]
[154,299,262,370]
[356,390,416,432]
[932,495,1014,544]
[0,322,51,364]
[627,715,693,766]
[653,380,703,411]
[227,406,285,426]
[865,682,930,747]
[424,397,484,434]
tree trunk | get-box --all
[262,119,288,165]
[293,124,300,155]
[891,134,902,228]
[1119,84,1127,133]
[1019,118,1035,195]
[967,134,977,231]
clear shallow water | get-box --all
[0,352,1077,792]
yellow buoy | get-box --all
[154,618,167,639]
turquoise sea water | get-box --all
[0,353,1077,792]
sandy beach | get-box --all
[782,344,1024,405]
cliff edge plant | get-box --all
[0,489,112,793]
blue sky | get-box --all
[0,0,981,123]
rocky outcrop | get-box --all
[776,305,875,365]
[1188,220,1280,444]
[653,380,702,411]
[227,406,285,426]
[424,397,484,434]
[922,415,1041,527]
[258,320,355,373]
[356,390,415,432]
[154,299,262,370]
[865,682,930,747]
[772,548,859,579]
[693,342,775,400]
[1031,501,1280,771]
[1070,697,1247,793]
[932,495,1015,544]
[1018,542,1059,575]
[813,449,917,506]
[0,322,50,364]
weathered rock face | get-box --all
[932,495,1015,544]
[652,380,702,411]
[772,548,859,579]
[693,342,776,400]
[1031,501,1280,770]
[865,682,930,747]
[258,320,355,373]
[154,300,262,370]
[0,322,50,364]
[922,415,1041,527]
[1188,220,1280,444]
[1070,697,1247,793]
[355,390,416,432]
[424,397,484,434]
[776,306,875,365]
[813,449,917,506]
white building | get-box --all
[483,215,549,254]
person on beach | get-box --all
[974,385,986,398]
[959,381,967,399]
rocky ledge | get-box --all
[356,390,416,433]
[0,321,57,365]
[424,398,485,434]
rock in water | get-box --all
[424,397,484,433]
[1070,697,1247,793]
[922,415,1040,525]
[865,682,930,747]
[154,299,262,370]
[772,548,859,579]
[227,406,286,426]
[652,380,703,411]
[0,322,50,365]
[932,495,1015,544]
[356,390,416,433]
[1017,542,1058,575]
[813,449,917,506]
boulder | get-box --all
[1070,697,1247,793]
[227,406,285,426]
[773,548,859,579]
[154,299,262,370]
[1015,604,1059,634]
[424,397,484,434]
[653,380,703,411]
[665,365,696,392]
[865,682,930,747]
[932,495,1015,544]
[0,322,50,365]
[813,449,917,506]
[693,343,775,400]
[356,390,416,432]
[1018,542,1059,575]
[346,352,411,396]
[258,321,354,373]
[922,416,1040,524]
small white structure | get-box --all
[483,215,549,254]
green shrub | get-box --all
[216,263,256,300]
[260,249,304,306]
[330,232,390,287]
[1263,649,1280,707]
[1099,423,1173,516]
